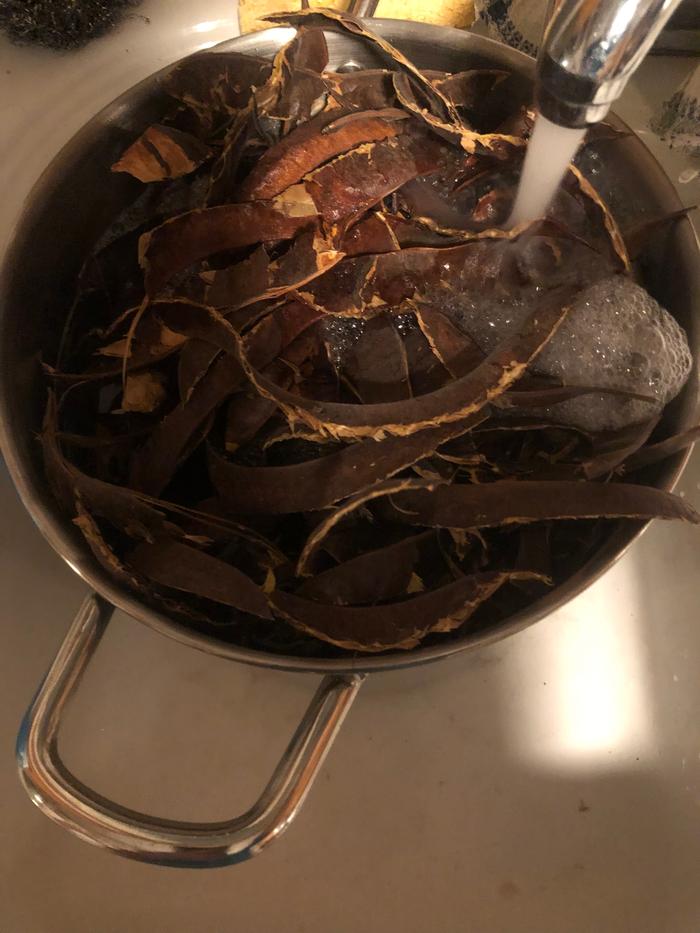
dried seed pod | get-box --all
[129,538,272,618]
[111,125,212,183]
[387,480,700,530]
[208,413,485,515]
[270,571,535,652]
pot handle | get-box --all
[16,593,365,867]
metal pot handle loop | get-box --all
[16,593,365,867]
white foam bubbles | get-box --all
[319,277,692,433]
[440,275,692,431]
[536,276,693,430]
[321,316,367,368]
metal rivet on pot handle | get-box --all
[16,593,365,867]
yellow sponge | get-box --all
[375,0,475,28]
[239,1,475,34]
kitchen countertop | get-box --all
[1,4,700,930]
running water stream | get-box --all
[508,113,587,227]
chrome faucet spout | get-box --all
[538,0,685,127]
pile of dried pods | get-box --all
[43,9,700,655]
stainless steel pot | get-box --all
[1,14,698,868]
